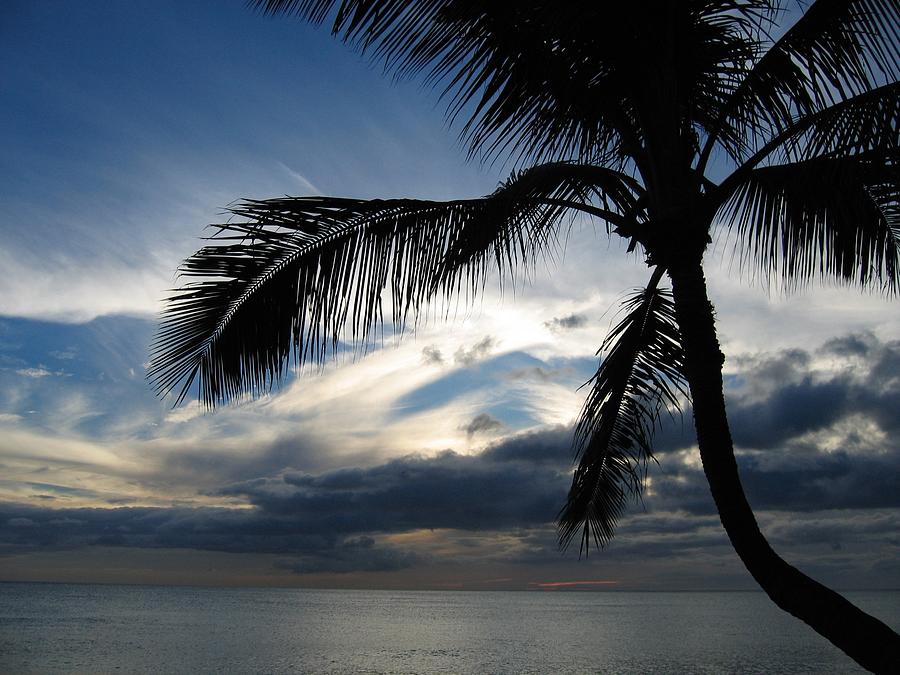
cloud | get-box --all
[164,400,205,425]
[0,501,419,573]
[0,426,574,555]
[503,365,575,383]
[7,332,898,539]
[454,336,496,366]
[460,413,504,438]
[1,406,897,584]
[653,333,900,454]
[739,451,900,512]
[1,329,898,585]
[274,535,421,574]
[7,517,36,527]
[646,448,900,516]
[642,336,900,518]
[421,345,444,365]
[227,444,570,534]
[480,425,572,466]
[15,367,58,378]
[544,314,587,332]
[731,336,900,442]
[158,432,338,489]
[0,315,158,439]
[0,434,568,571]
[727,377,853,450]
[277,162,321,194]
[822,333,878,358]
[0,240,176,323]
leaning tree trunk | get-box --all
[667,260,900,674]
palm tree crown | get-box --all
[149,1,899,671]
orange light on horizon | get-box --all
[530,580,619,588]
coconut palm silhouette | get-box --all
[149,1,900,671]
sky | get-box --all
[1,1,898,591]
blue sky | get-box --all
[1,1,898,591]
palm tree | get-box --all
[149,1,900,671]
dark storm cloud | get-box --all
[728,335,900,445]
[2,334,897,574]
[493,515,733,566]
[637,335,900,516]
[480,425,572,465]
[727,377,853,449]
[160,433,338,488]
[647,415,694,454]
[274,536,421,574]
[732,347,812,386]
[223,434,571,532]
[645,447,900,516]
[740,451,900,511]
[0,427,574,565]
[544,313,587,332]
[0,501,416,574]
[823,332,878,358]
[653,332,900,453]
[760,510,900,548]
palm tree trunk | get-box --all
[667,260,900,674]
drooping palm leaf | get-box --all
[149,162,643,406]
[701,0,900,167]
[558,269,686,554]
[718,150,900,291]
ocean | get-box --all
[1,583,896,673]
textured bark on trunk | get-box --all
[668,260,900,674]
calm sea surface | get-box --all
[0,583,896,674]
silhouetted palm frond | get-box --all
[159,2,900,663]
[719,150,900,291]
[254,1,777,166]
[558,269,686,554]
[703,0,900,165]
[256,1,630,164]
[726,82,899,174]
[149,162,642,406]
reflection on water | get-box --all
[1,584,896,674]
